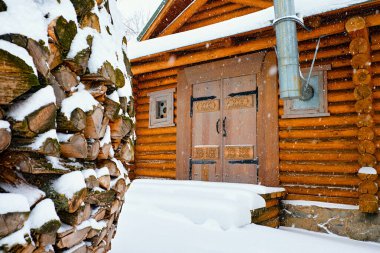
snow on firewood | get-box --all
[0,182,45,207]
[95,167,110,178]
[100,126,111,147]
[0,221,31,250]
[53,171,86,199]
[0,120,10,132]
[29,199,60,231]
[0,0,47,44]
[0,193,29,215]
[107,91,120,103]
[111,157,129,179]
[117,76,133,98]
[0,40,37,75]
[67,27,93,58]
[63,242,86,253]
[34,0,77,25]
[8,86,56,121]
[57,133,74,143]
[358,167,378,175]
[28,129,58,150]
[81,169,97,179]
[61,90,99,119]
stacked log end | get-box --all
[0,0,134,252]
[346,16,379,213]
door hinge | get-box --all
[228,157,259,165]
[228,89,258,112]
[189,158,217,180]
[190,95,217,117]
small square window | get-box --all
[282,65,331,119]
[148,88,175,128]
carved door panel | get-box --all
[222,75,257,183]
[191,80,222,181]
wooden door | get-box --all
[222,75,257,183]
[191,75,257,184]
[191,80,222,181]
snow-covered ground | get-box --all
[111,180,380,253]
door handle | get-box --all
[216,119,221,134]
[223,117,227,137]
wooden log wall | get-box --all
[135,69,179,179]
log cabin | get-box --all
[128,0,380,241]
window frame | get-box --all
[148,88,175,128]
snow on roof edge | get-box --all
[127,0,371,60]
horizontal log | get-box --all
[138,76,177,90]
[134,168,176,179]
[136,127,176,136]
[134,162,176,170]
[252,206,280,224]
[137,69,178,82]
[135,144,176,152]
[280,174,361,186]
[285,194,358,205]
[328,91,355,102]
[280,152,359,162]
[136,134,176,144]
[137,83,177,97]
[279,140,357,150]
[285,186,359,198]
[279,162,359,174]
[279,128,358,139]
[135,153,176,160]
[279,116,357,128]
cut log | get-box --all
[64,47,91,76]
[358,153,377,167]
[355,97,373,113]
[97,160,120,178]
[98,174,111,190]
[56,226,91,249]
[47,42,62,69]
[99,116,110,139]
[57,108,87,133]
[34,233,56,248]
[87,139,100,161]
[104,97,121,121]
[58,204,91,226]
[97,143,112,160]
[358,172,378,181]
[111,177,127,198]
[0,212,29,238]
[359,193,379,213]
[0,128,11,153]
[80,12,101,32]
[358,140,376,154]
[359,180,378,194]
[60,133,88,159]
[91,207,106,222]
[27,39,50,78]
[48,74,66,107]
[9,103,56,138]
[83,82,107,100]
[357,114,374,127]
[10,135,60,157]
[115,141,133,163]
[52,65,79,92]
[84,106,104,139]
[345,16,366,33]
[109,117,132,139]
[351,53,371,69]
[0,48,39,105]
[349,37,370,55]
[83,171,99,189]
[70,0,95,18]
[358,126,375,140]
[85,189,116,206]
[354,85,372,100]
[54,16,78,57]
[353,69,371,85]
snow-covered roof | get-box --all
[127,0,370,60]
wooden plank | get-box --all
[159,0,209,37]
[279,162,359,174]
[176,69,192,180]
[257,51,279,186]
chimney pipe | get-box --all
[273,0,301,100]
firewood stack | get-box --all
[346,16,379,213]
[0,0,134,252]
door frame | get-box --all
[176,51,280,186]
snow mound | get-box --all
[0,193,30,214]
[28,129,58,150]
[0,182,45,207]
[53,171,86,199]
[126,180,268,229]
[8,86,56,121]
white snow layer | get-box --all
[29,199,60,230]
[111,180,380,253]
[0,0,47,44]
[100,126,111,147]
[358,167,378,175]
[61,90,99,119]
[82,169,97,179]
[126,180,268,229]
[0,182,45,207]
[34,0,77,26]
[0,193,30,214]
[28,129,58,150]
[282,200,360,210]
[8,86,56,121]
[53,171,86,199]
[57,133,74,143]
[0,120,10,131]
[0,40,37,75]
[128,0,370,59]
[95,167,110,178]
[117,77,132,98]
[46,156,70,171]
[107,91,120,103]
